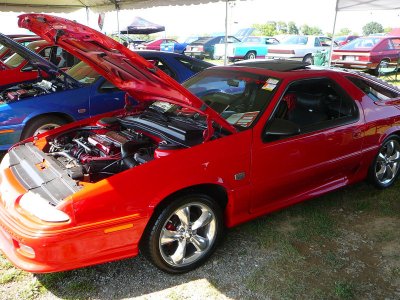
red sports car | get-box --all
[0,36,76,87]
[1,14,400,274]
[137,38,177,51]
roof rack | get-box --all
[233,59,310,72]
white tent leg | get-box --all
[328,0,339,67]
[224,0,228,66]
[85,7,90,25]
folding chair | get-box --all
[378,54,399,82]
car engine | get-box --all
[45,112,205,183]
[0,79,64,104]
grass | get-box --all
[0,184,399,299]
[242,181,400,299]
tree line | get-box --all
[252,21,392,36]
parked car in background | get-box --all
[331,36,400,73]
[0,35,41,61]
[214,36,279,61]
[0,33,212,150]
[0,36,77,88]
[334,35,359,46]
[160,36,200,54]
[137,38,178,51]
[3,14,400,275]
[185,35,241,59]
[266,35,333,64]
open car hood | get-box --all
[18,14,236,134]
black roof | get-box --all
[233,59,310,72]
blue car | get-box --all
[0,34,213,150]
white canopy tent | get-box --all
[0,0,399,65]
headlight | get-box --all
[19,191,70,222]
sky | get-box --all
[0,0,399,39]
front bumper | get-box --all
[331,60,376,70]
[0,200,146,273]
[266,54,302,61]
[184,51,207,58]
[0,150,148,273]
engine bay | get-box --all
[0,79,67,103]
[43,105,208,183]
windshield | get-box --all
[3,41,43,68]
[183,69,280,129]
[66,61,101,84]
[341,37,382,50]
[281,36,308,45]
[243,37,263,43]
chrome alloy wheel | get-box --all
[375,139,400,185]
[33,123,61,136]
[159,202,217,267]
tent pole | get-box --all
[328,0,339,67]
[85,7,89,26]
[224,0,228,66]
[116,3,121,40]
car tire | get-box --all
[303,54,314,65]
[141,193,223,273]
[245,51,256,60]
[21,115,68,140]
[368,135,400,189]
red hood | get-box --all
[18,14,236,134]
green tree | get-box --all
[287,21,299,34]
[301,24,322,35]
[337,28,351,35]
[253,22,277,36]
[362,21,384,35]
[276,21,288,34]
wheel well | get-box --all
[21,113,74,138]
[139,184,228,249]
[152,184,228,216]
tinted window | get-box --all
[281,36,308,45]
[347,76,400,101]
[184,70,280,129]
[341,37,382,50]
[174,56,212,73]
[271,78,358,134]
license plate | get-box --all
[344,56,355,61]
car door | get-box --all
[88,78,126,116]
[250,76,363,212]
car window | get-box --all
[4,42,47,68]
[281,36,308,45]
[174,56,212,73]
[66,61,101,84]
[346,76,400,101]
[341,37,382,50]
[147,57,176,80]
[314,38,321,47]
[38,47,52,60]
[319,37,332,46]
[269,78,358,135]
[184,70,280,129]
[266,38,279,45]
[391,38,400,50]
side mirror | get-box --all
[264,119,300,138]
